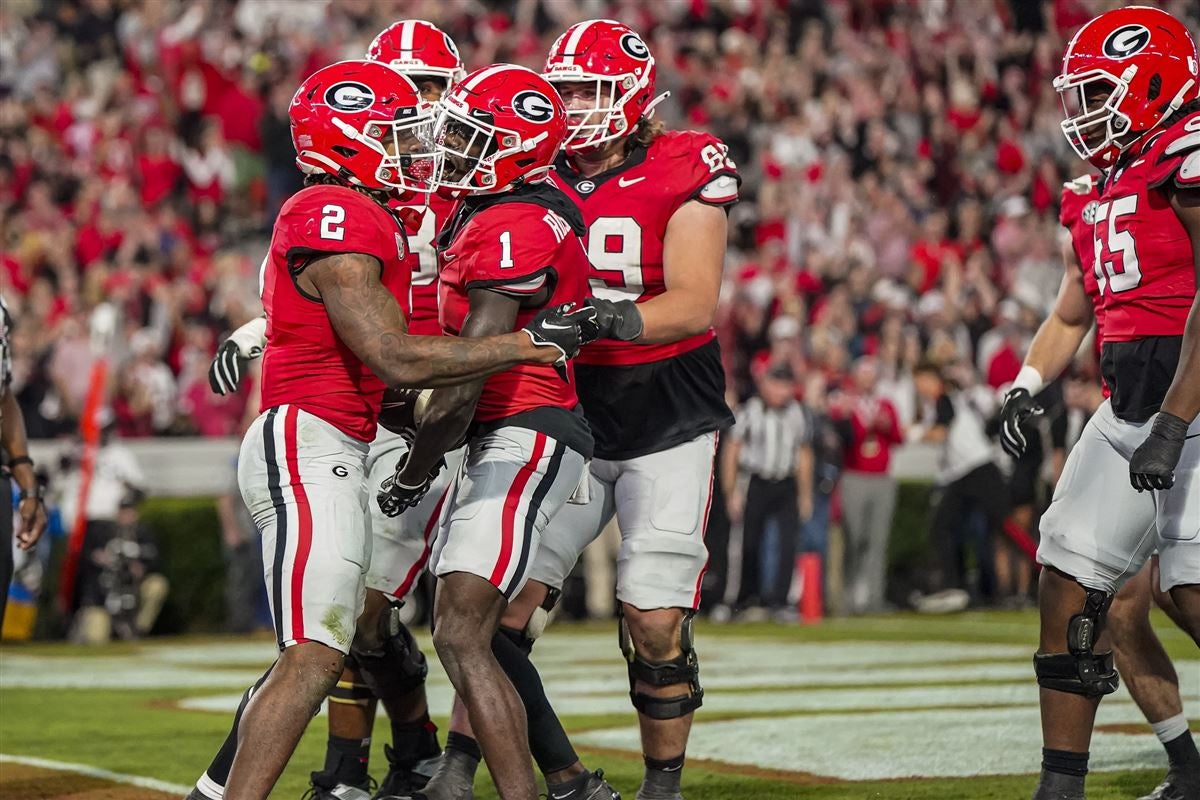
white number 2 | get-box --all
[320,204,346,241]
[1092,195,1142,295]
[499,230,514,269]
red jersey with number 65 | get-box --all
[437,183,591,441]
[1093,109,1200,422]
[391,190,457,336]
[550,129,740,459]
[261,184,411,441]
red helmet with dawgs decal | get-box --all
[1054,5,1198,167]
[290,60,436,192]
[431,64,567,195]
[367,20,466,94]
[543,19,666,154]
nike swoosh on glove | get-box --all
[521,303,600,380]
[1129,411,1190,492]
[998,387,1043,459]
[377,455,443,518]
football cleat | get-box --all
[373,747,439,798]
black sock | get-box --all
[641,753,685,798]
[545,769,592,798]
[200,665,273,789]
[1165,730,1200,768]
[445,731,482,764]
[389,715,441,768]
[315,735,370,788]
[1042,748,1089,777]
[491,627,579,774]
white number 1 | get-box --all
[499,231,514,269]
[320,204,346,241]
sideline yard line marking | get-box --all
[0,753,191,795]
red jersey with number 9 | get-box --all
[391,190,457,336]
[551,130,740,366]
[261,184,411,441]
[437,185,590,422]
[1093,109,1200,421]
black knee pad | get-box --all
[352,601,428,700]
[619,609,704,720]
[1034,585,1120,697]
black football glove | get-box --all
[378,388,422,441]
[521,303,600,381]
[377,454,443,518]
[1129,411,1190,492]
[584,297,644,342]
[208,323,265,396]
[999,388,1043,459]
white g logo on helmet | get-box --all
[513,90,554,123]
[619,33,650,60]
[1102,25,1151,59]
[325,81,375,112]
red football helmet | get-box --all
[367,20,466,93]
[543,19,666,153]
[1055,5,1199,167]
[431,64,567,195]
[290,60,437,193]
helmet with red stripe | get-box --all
[543,19,666,154]
[431,64,567,195]
[290,60,436,193]
[367,20,466,95]
[1054,5,1199,167]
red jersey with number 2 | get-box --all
[261,184,411,441]
[437,188,589,422]
[1093,110,1199,342]
[551,130,741,366]
[391,190,456,336]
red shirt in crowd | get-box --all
[839,395,904,474]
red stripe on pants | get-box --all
[392,484,450,598]
[489,432,547,589]
[691,433,718,609]
[284,406,314,642]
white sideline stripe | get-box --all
[0,753,192,795]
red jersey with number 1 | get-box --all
[437,183,589,423]
[1093,109,1199,421]
[261,184,411,441]
[391,190,457,336]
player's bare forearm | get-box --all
[1163,189,1200,422]
[398,288,522,484]
[1024,250,1095,384]
[305,253,546,387]
[1,388,36,493]
[639,201,727,343]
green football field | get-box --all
[1,610,1196,799]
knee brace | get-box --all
[351,601,428,700]
[619,609,704,720]
[523,587,561,643]
[1034,585,1120,697]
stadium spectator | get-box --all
[833,356,903,615]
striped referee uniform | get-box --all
[728,395,812,609]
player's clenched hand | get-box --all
[998,388,1043,459]
[521,303,600,377]
[377,454,442,517]
[1129,411,1190,492]
[584,297,644,342]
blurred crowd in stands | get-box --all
[4,0,1199,623]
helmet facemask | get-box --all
[324,105,437,193]
[1054,66,1136,165]
[430,104,550,194]
[549,74,642,152]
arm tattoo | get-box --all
[306,253,534,388]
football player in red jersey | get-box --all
[1001,172,1199,800]
[1022,7,1200,800]
[186,60,593,800]
[202,24,468,800]
[427,20,738,800]
[378,63,615,800]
